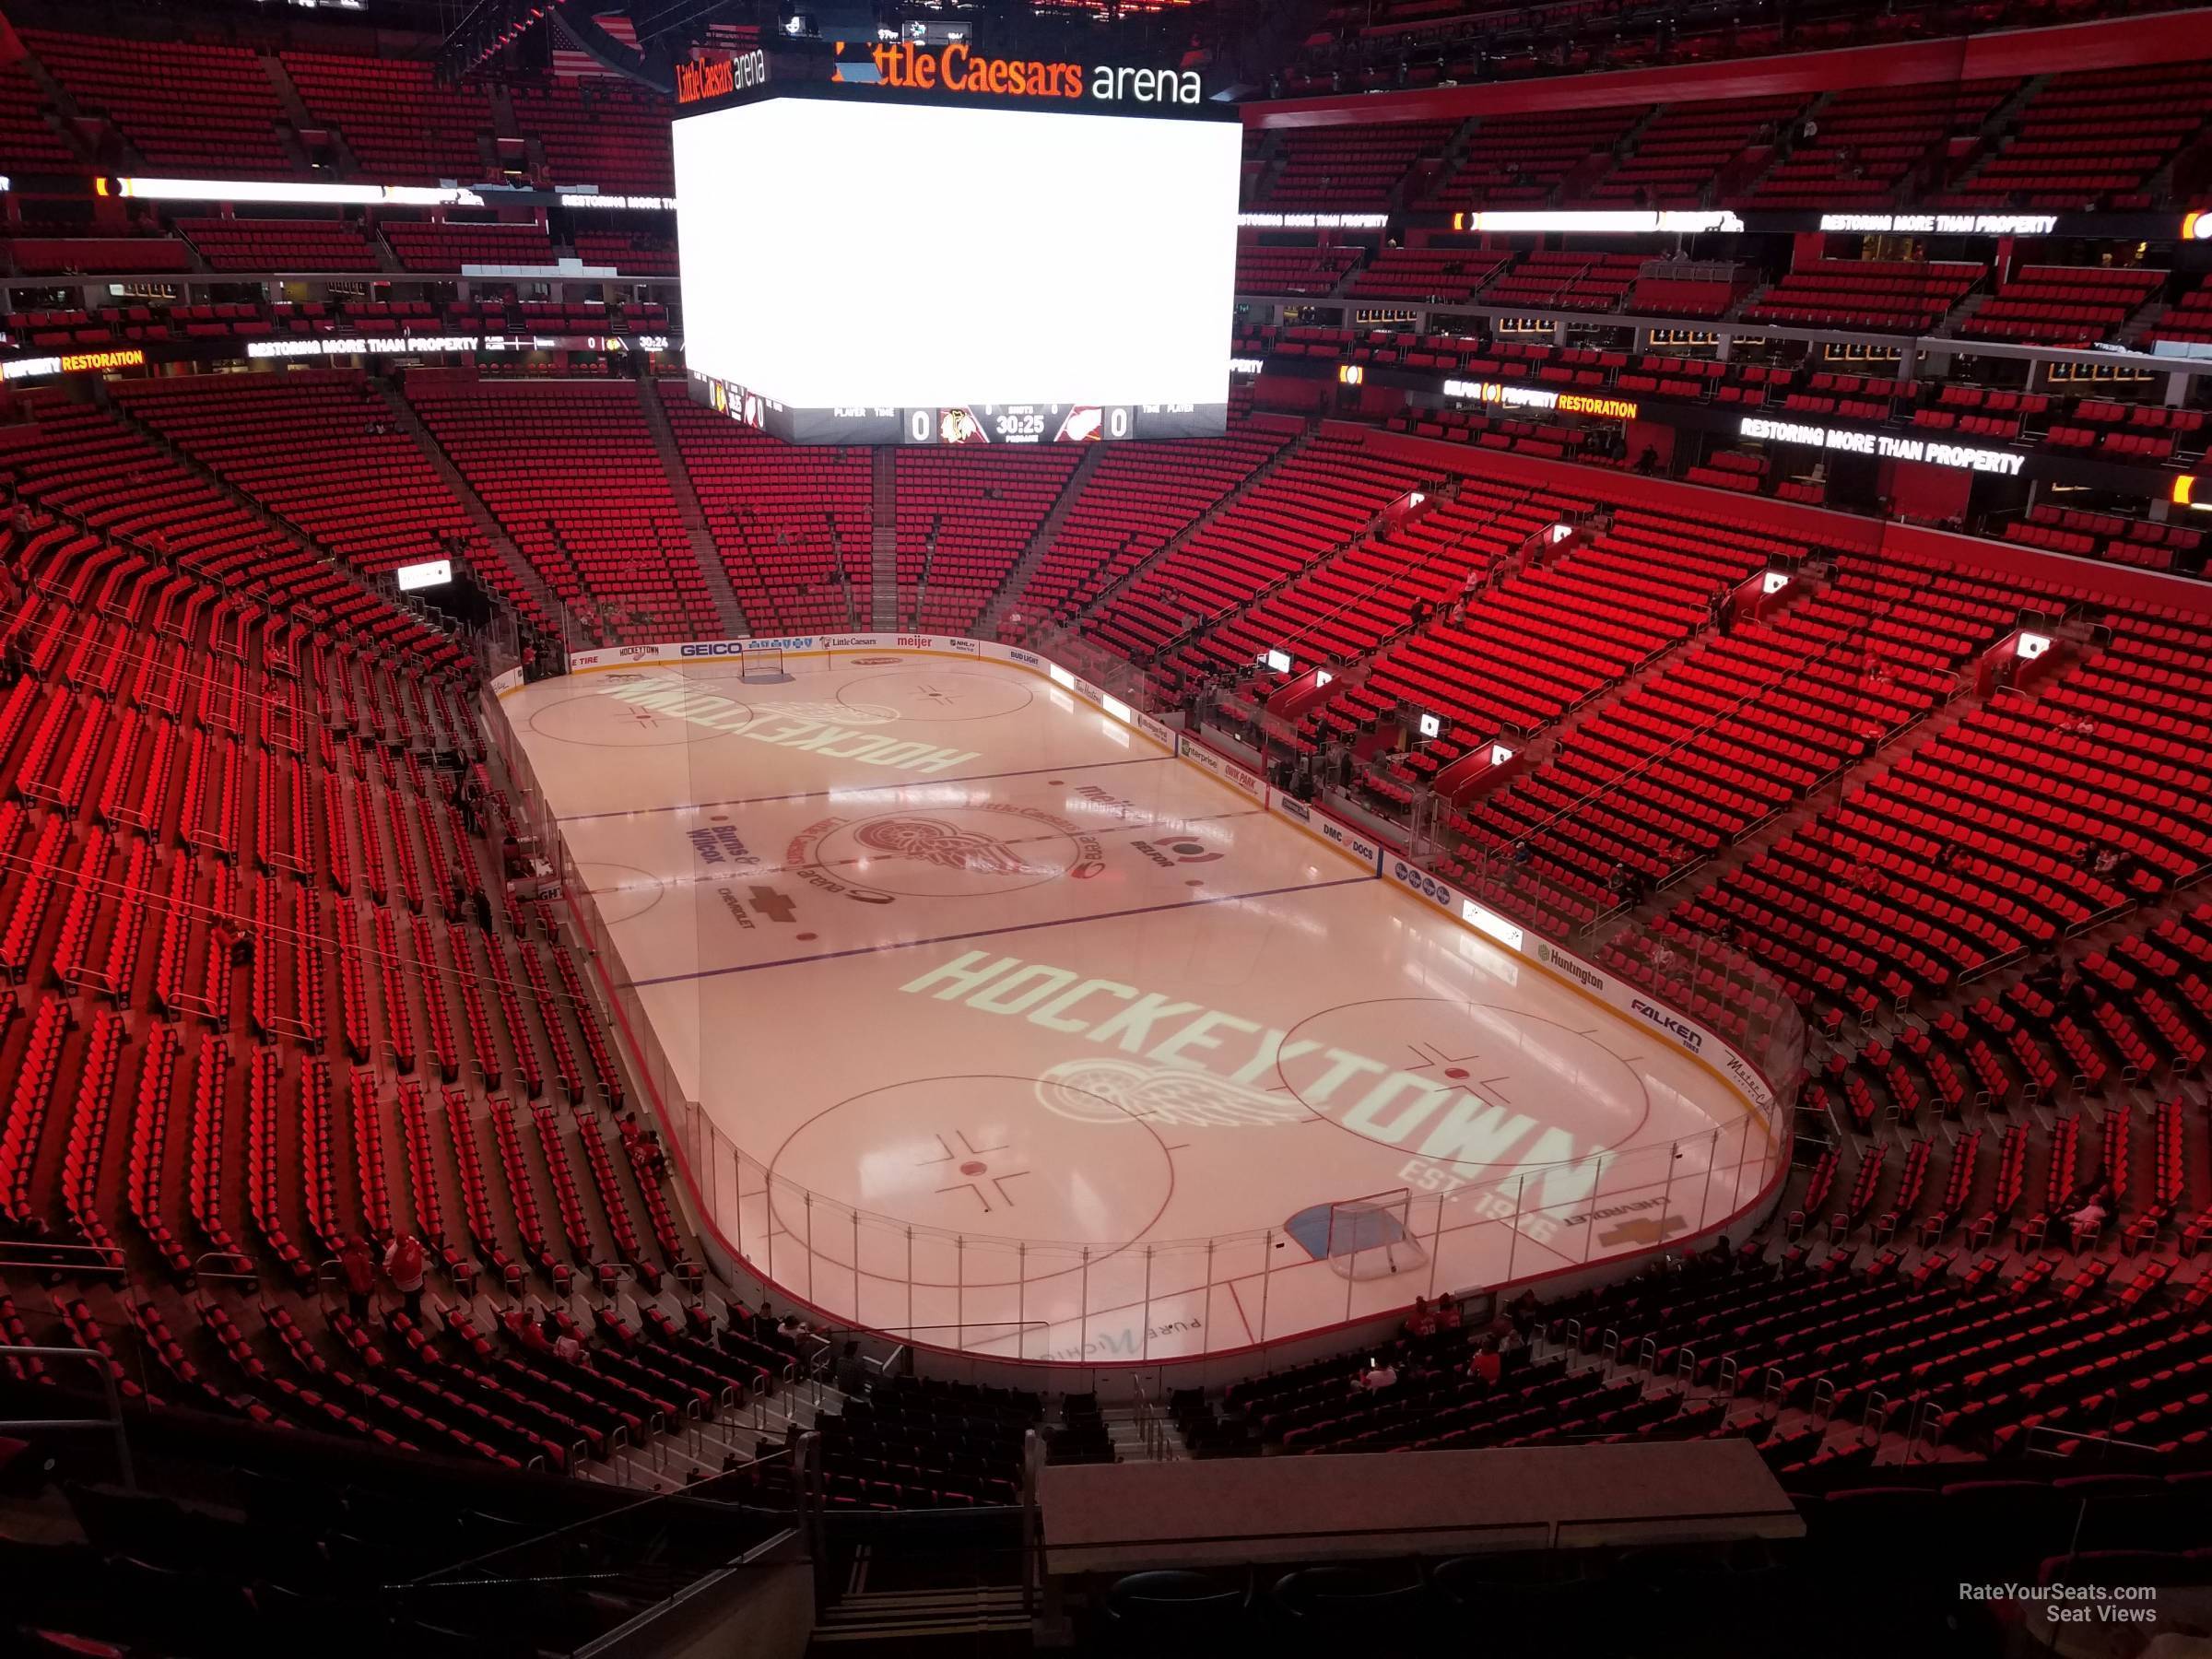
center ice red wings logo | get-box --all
[854,816,1046,877]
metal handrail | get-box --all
[2022,1423,2171,1463]
[0,1242,128,1281]
[0,1342,137,1489]
[191,1250,261,1287]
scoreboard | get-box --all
[690,382,1223,446]
[673,56,1240,445]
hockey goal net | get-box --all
[1318,1188,1428,1281]
[738,644,784,681]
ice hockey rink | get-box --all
[498,643,1783,1365]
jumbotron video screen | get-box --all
[673,67,1241,445]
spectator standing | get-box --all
[383,1233,428,1321]
[834,1340,870,1396]
[338,1237,377,1322]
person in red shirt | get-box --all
[383,1233,427,1322]
[1470,1336,1503,1387]
[338,1237,377,1322]
[1403,1296,1438,1340]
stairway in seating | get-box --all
[639,377,748,637]
[870,450,899,630]
[973,442,1105,641]
[813,1584,1030,1647]
[1068,421,1316,632]
[1166,476,1462,679]
[374,377,568,629]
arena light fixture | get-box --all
[111,177,488,207]
[107,177,674,210]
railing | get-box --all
[1131,1380,1174,1462]
[393,1444,803,1642]
[490,632,1798,1370]
[0,1342,137,1489]
[2020,1423,2171,1466]
[647,1090,1785,1369]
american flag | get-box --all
[549,12,640,79]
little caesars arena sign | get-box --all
[865,41,1204,105]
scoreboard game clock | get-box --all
[904,404,1218,445]
[672,45,1239,447]
[692,388,1218,446]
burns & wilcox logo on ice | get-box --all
[686,825,759,868]
[1630,997,1704,1053]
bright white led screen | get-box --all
[673,96,1240,411]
